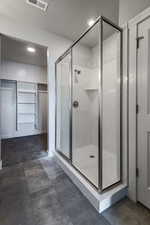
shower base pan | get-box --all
[55,151,127,213]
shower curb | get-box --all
[55,151,128,213]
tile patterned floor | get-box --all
[0,157,150,225]
[1,134,48,167]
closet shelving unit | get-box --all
[0,79,48,137]
[16,82,38,130]
[36,83,48,129]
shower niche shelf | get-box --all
[84,78,99,90]
[84,87,98,91]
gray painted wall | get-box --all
[119,0,150,25]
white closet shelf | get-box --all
[0,87,14,91]
[18,89,36,94]
[18,121,35,124]
[18,102,36,104]
[38,90,48,93]
[18,113,36,115]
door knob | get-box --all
[73,101,79,108]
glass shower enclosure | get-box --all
[55,16,122,191]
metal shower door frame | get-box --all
[55,16,123,192]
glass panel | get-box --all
[72,23,100,187]
[56,52,71,159]
[102,21,121,189]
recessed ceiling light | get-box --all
[87,19,95,27]
[27,47,36,53]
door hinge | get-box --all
[136,36,144,49]
[136,104,139,114]
[136,168,139,177]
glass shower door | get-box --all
[101,19,122,190]
[55,17,123,191]
[72,22,100,187]
[56,51,71,159]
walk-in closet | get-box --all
[0,35,48,167]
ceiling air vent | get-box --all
[26,0,48,11]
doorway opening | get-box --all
[0,35,48,167]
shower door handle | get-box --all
[73,100,79,108]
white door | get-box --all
[137,17,150,209]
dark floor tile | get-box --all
[71,212,110,225]
[0,185,32,225]
[59,187,109,225]
[41,157,64,181]
[25,171,50,194]
[23,160,51,194]
[50,169,109,225]
[102,198,150,225]
[0,167,27,197]
[0,157,150,225]
[24,160,44,177]
[1,134,48,167]
[31,187,73,225]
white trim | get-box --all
[0,160,2,170]
[1,131,47,139]
[122,23,128,186]
[48,149,54,158]
[128,6,150,202]
[128,24,137,202]
[121,22,128,29]
[129,6,150,27]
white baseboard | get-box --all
[1,131,47,139]
[0,160,2,170]
[48,150,54,158]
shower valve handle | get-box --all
[73,100,79,108]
